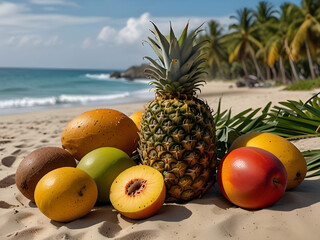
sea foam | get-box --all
[0,97,57,108]
[85,73,111,80]
[0,92,131,109]
[58,93,130,103]
[85,73,151,84]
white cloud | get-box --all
[5,36,17,46]
[17,35,41,47]
[97,13,150,45]
[0,14,107,29]
[0,2,29,16]
[29,0,79,8]
[117,12,150,44]
[97,26,117,42]
[0,2,107,49]
[97,13,235,46]
[2,34,60,47]
[0,2,107,30]
[81,37,92,49]
[213,16,236,31]
[44,36,59,46]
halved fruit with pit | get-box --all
[110,165,165,219]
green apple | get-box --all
[77,147,136,204]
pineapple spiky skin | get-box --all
[139,22,217,202]
[139,96,217,202]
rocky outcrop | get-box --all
[110,71,122,79]
[110,64,149,81]
[122,64,148,80]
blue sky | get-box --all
[0,0,300,70]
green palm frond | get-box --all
[214,99,274,160]
[200,20,228,71]
[268,39,281,67]
[291,18,313,61]
[253,1,279,25]
[303,150,320,178]
[247,35,264,49]
[229,43,242,63]
[225,7,263,71]
[268,94,320,138]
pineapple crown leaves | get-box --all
[142,21,209,98]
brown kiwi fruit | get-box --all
[15,147,77,201]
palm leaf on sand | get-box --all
[303,150,320,178]
[214,99,274,160]
[267,94,320,138]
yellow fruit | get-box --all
[129,110,144,131]
[110,165,165,219]
[34,167,98,222]
[61,109,139,160]
[229,132,307,190]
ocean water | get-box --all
[0,68,154,115]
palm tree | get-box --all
[253,1,279,80]
[200,20,228,78]
[225,8,265,81]
[290,0,320,79]
[253,1,278,26]
[267,3,299,83]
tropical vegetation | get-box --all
[201,0,320,83]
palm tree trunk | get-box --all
[305,37,316,80]
[250,51,265,81]
[241,60,248,78]
[266,66,271,80]
[272,67,277,81]
[218,68,225,79]
[289,57,299,83]
[279,56,286,83]
[284,38,298,83]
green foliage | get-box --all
[303,150,320,178]
[196,0,320,81]
[143,22,207,97]
[214,99,274,160]
[199,21,228,78]
[284,77,320,90]
[274,81,285,87]
[268,95,320,138]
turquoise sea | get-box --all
[0,68,153,115]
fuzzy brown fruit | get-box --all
[15,147,77,201]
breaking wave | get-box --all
[0,92,131,109]
[84,73,151,84]
[85,73,111,80]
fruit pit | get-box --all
[126,179,147,196]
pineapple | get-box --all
[139,22,217,202]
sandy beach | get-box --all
[1,81,320,240]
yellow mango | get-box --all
[229,132,307,190]
[129,110,144,131]
[35,167,97,222]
